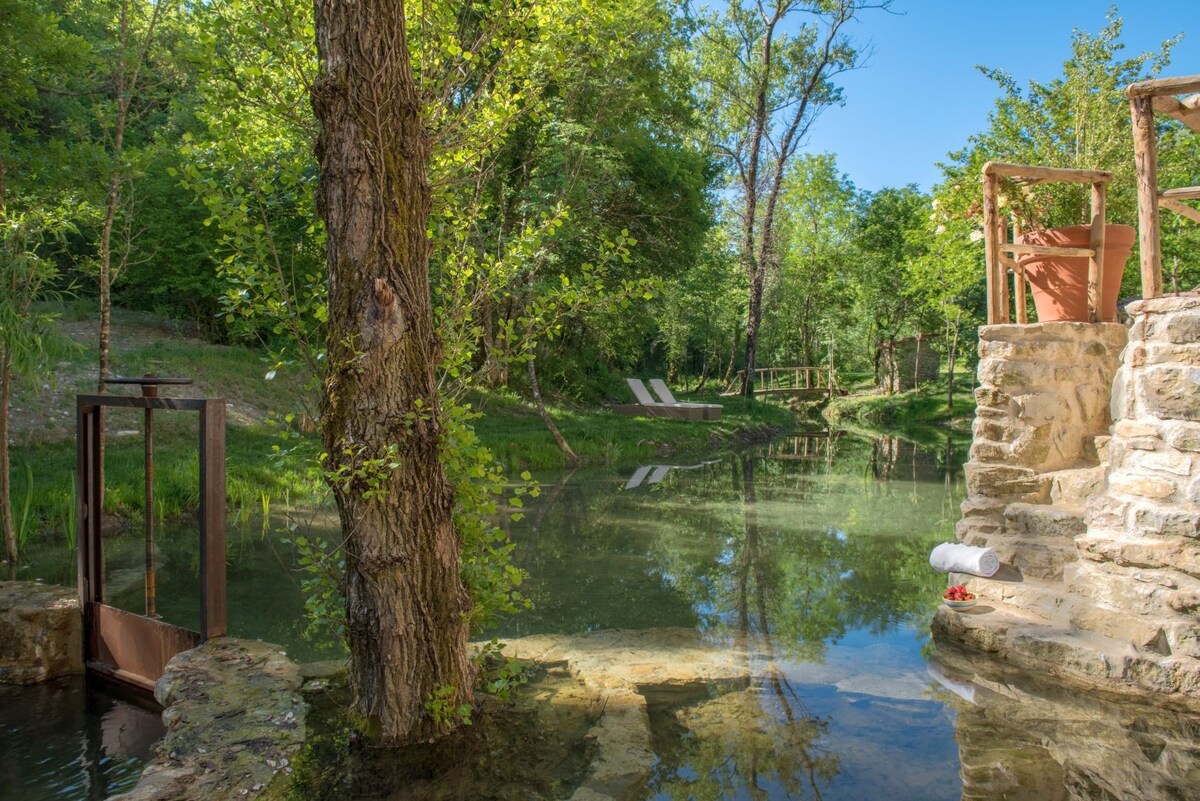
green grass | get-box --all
[822,371,976,441]
[470,388,797,471]
[7,305,318,547]
[7,306,801,548]
[10,424,316,547]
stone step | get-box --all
[963,462,1050,504]
[1068,601,1177,656]
[962,532,1078,580]
[948,569,1071,626]
[930,601,1200,704]
[1004,502,1087,539]
[1047,465,1107,506]
[1076,531,1200,579]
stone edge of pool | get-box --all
[0,580,83,684]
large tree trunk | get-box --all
[742,263,764,399]
[312,0,473,745]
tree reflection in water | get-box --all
[647,455,841,800]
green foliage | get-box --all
[936,11,1192,295]
[474,640,529,702]
[290,532,345,644]
[0,203,76,378]
[761,154,859,369]
[426,684,473,728]
[442,401,537,632]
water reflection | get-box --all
[930,640,1200,800]
[12,430,985,801]
[499,432,968,800]
[503,434,962,646]
[646,454,841,799]
[0,677,164,801]
[624,460,723,490]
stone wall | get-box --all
[940,295,1200,705]
[957,322,1127,543]
[1074,294,1200,659]
[112,638,305,801]
[0,581,82,684]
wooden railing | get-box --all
[765,431,840,461]
[1129,74,1200,298]
[982,161,1112,325]
[721,366,836,397]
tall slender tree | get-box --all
[696,0,885,397]
[311,0,473,744]
[94,0,173,387]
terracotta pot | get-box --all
[1016,224,1135,322]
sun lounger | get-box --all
[623,460,722,489]
[648,379,722,421]
[612,378,712,420]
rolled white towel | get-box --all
[929,542,1000,577]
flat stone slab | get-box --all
[932,603,1200,711]
[0,580,82,684]
[500,628,755,801]
[112,638,305,801]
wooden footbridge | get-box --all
[721,367,842,398]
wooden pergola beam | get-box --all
[1127,75,1200,98]
[1162,198,1200,226]
[983,161,1112,185]
[1151,94,1200,133]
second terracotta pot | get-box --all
[1016,223,1135,323]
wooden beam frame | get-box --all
[1127,74,1200,301]
[981,162,1112,325]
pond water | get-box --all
[0,676,164,800]
[14,430,1200,799]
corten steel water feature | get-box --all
[77,376,226,692]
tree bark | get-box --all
[312,0,473,745]
[946,312,960,412]
[527,355,577,465]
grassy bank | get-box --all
[6,307,797,549]
[471,389,796,471]
[822,374,976,438]
[6,307,318,551]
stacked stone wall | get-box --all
[880,335,941,393]
[1074,295,1200,658]
[957,323,1127,541]
[943,295,1200,703]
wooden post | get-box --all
[982,171,1003,324]
[1131,94,1163,299]
[995,212,1010,322]
[1012,216,1027,324]
[1089,182,1107,322]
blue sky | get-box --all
[800,0,1200,193]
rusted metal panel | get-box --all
[77,377,227,695]
[89,603,201,691]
